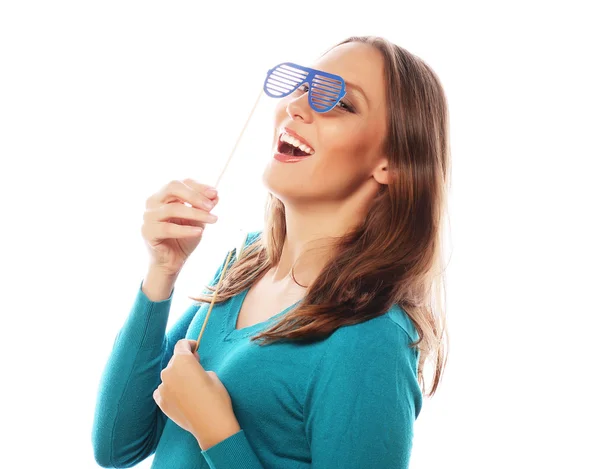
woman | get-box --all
[92,35,450,469]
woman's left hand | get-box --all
[153,339,241,450]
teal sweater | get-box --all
[92,231,422,469]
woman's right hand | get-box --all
[142,179,219,277]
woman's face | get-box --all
[262,42,389,205]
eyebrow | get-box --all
[345,81,369,109]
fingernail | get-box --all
[206,188,218,197]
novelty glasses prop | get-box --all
[194,62,346,352]
[263,62,347,113]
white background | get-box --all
[1,1,598,468]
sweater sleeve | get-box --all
[303,320,422,469]
[201,430,266,469]
[92,255,233,468]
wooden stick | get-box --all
[193,88,262,354]
[193,248,233,353]
[213,88,263,189]
[193,232,249,353]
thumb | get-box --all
[174,339,197,355]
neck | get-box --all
[272,187,375,287]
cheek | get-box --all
[309,146,366,194]
[314,125,377,189]
[319,123,372,169]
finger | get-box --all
[141,221,206,243]
[143,202,218,239]
[146,179,218,210]
[182,178,219,200]
[153,387,161,406]
[174,339,197,355]
[144,203,219,225]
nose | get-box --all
[285,89,314,123]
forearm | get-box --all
[92,281,173,467]
[142,265,179,301]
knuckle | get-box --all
[141,223,155,241]
[160,203,175,217]
[157,203,168,216]
[164,223,176,237]
[167,180,181,192]
[146,192,161,209]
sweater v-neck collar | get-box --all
[223,288,302,341]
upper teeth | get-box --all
[280,133,315,155]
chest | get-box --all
[235,277,305,330]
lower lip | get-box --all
[273,152,311,163]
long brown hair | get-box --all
[191,36,451,397]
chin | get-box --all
[262,164,284,198]
[261,166,296,205]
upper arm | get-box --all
[304,320,422,469]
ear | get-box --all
[372,157,390,185]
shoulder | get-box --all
[305,304,423,416]
[245,230,263,245]
[386,304,420,344]
[305,307,420,387]
[224,230,263,263]
[323,308,419,364]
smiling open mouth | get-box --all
[277,133,315,157]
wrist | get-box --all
[196,419,241,451]
[142,266,178,302]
